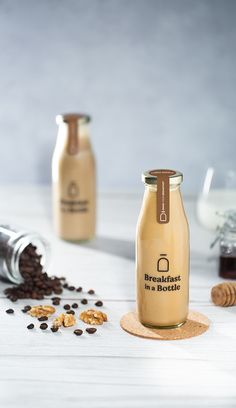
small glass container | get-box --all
[0,225,49,284]
[218,213,236,279]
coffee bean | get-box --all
[38,316,48,321]
[72,303,78,309]
[27,323,34,330]
[68,286,75,291]
[74,329,83,336]
[86,327,97,334]
[51,297,61,301]
[40,323,48,330]
[22,305,31,313]
[6,309,14,314]
[54,288,62,295]
[81,299,88,305]
[66,310,75,315]
[88,289,95,295]
[63,304,70,310]
[95,300,103,307]
[52,299,60,305]
[76,287,82,292]
[63,283,68,289]
[51,327,58,333]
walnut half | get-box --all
[28,305,56,318]
[80,309,107,325]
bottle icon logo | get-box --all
[68,181,79,198]
[157,254,169,272]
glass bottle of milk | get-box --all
[136,169,189,329]
[52,113,96,241]
[197,167,236,230]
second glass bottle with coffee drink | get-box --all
[136,169,189,329]
[52,114,96,241]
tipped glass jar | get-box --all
[0,225,49,284]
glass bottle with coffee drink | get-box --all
[136,169,189,329]
[52,113,96,241]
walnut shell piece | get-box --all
[80,309,107,325]
[28,305,56,318]
[63,313,76,327]
[52,313,65,328]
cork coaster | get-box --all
[120,311,210,340]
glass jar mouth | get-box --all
[142,169,183,186]
[7,233,50,284]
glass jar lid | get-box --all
[142,169,183,185]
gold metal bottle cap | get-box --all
[142,169,183,185]
[56,113,91,125]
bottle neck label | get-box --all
[149,169,176,224]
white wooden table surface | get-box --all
[0,186,235,408]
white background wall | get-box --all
[0,0,235,194]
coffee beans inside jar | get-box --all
[0,225,67,302]
[4,243,64,302]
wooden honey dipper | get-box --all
[211,282,236,307]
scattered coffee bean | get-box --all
[68,286,75,291]
[39,323,48,330]
[66,310,75,315]
[63,304,70,310]
[76,287,82,292]
[95,300,103,307]
[22,305,31,313]
[38,316,48,321]
[72,303,78,309]
[51,297,61,302]
[74,329,83,336]
[86,327,97,334]
[81,299,88,305]
[6,309,14,314]
[63,283,68,289]
[88,289,95,295]
[51,326,59,333]
[52,299,60,305]
[27,323,34,330]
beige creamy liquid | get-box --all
[136,185,189,328]
[52,122,96,241]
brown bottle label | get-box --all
[150,169,176,224]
